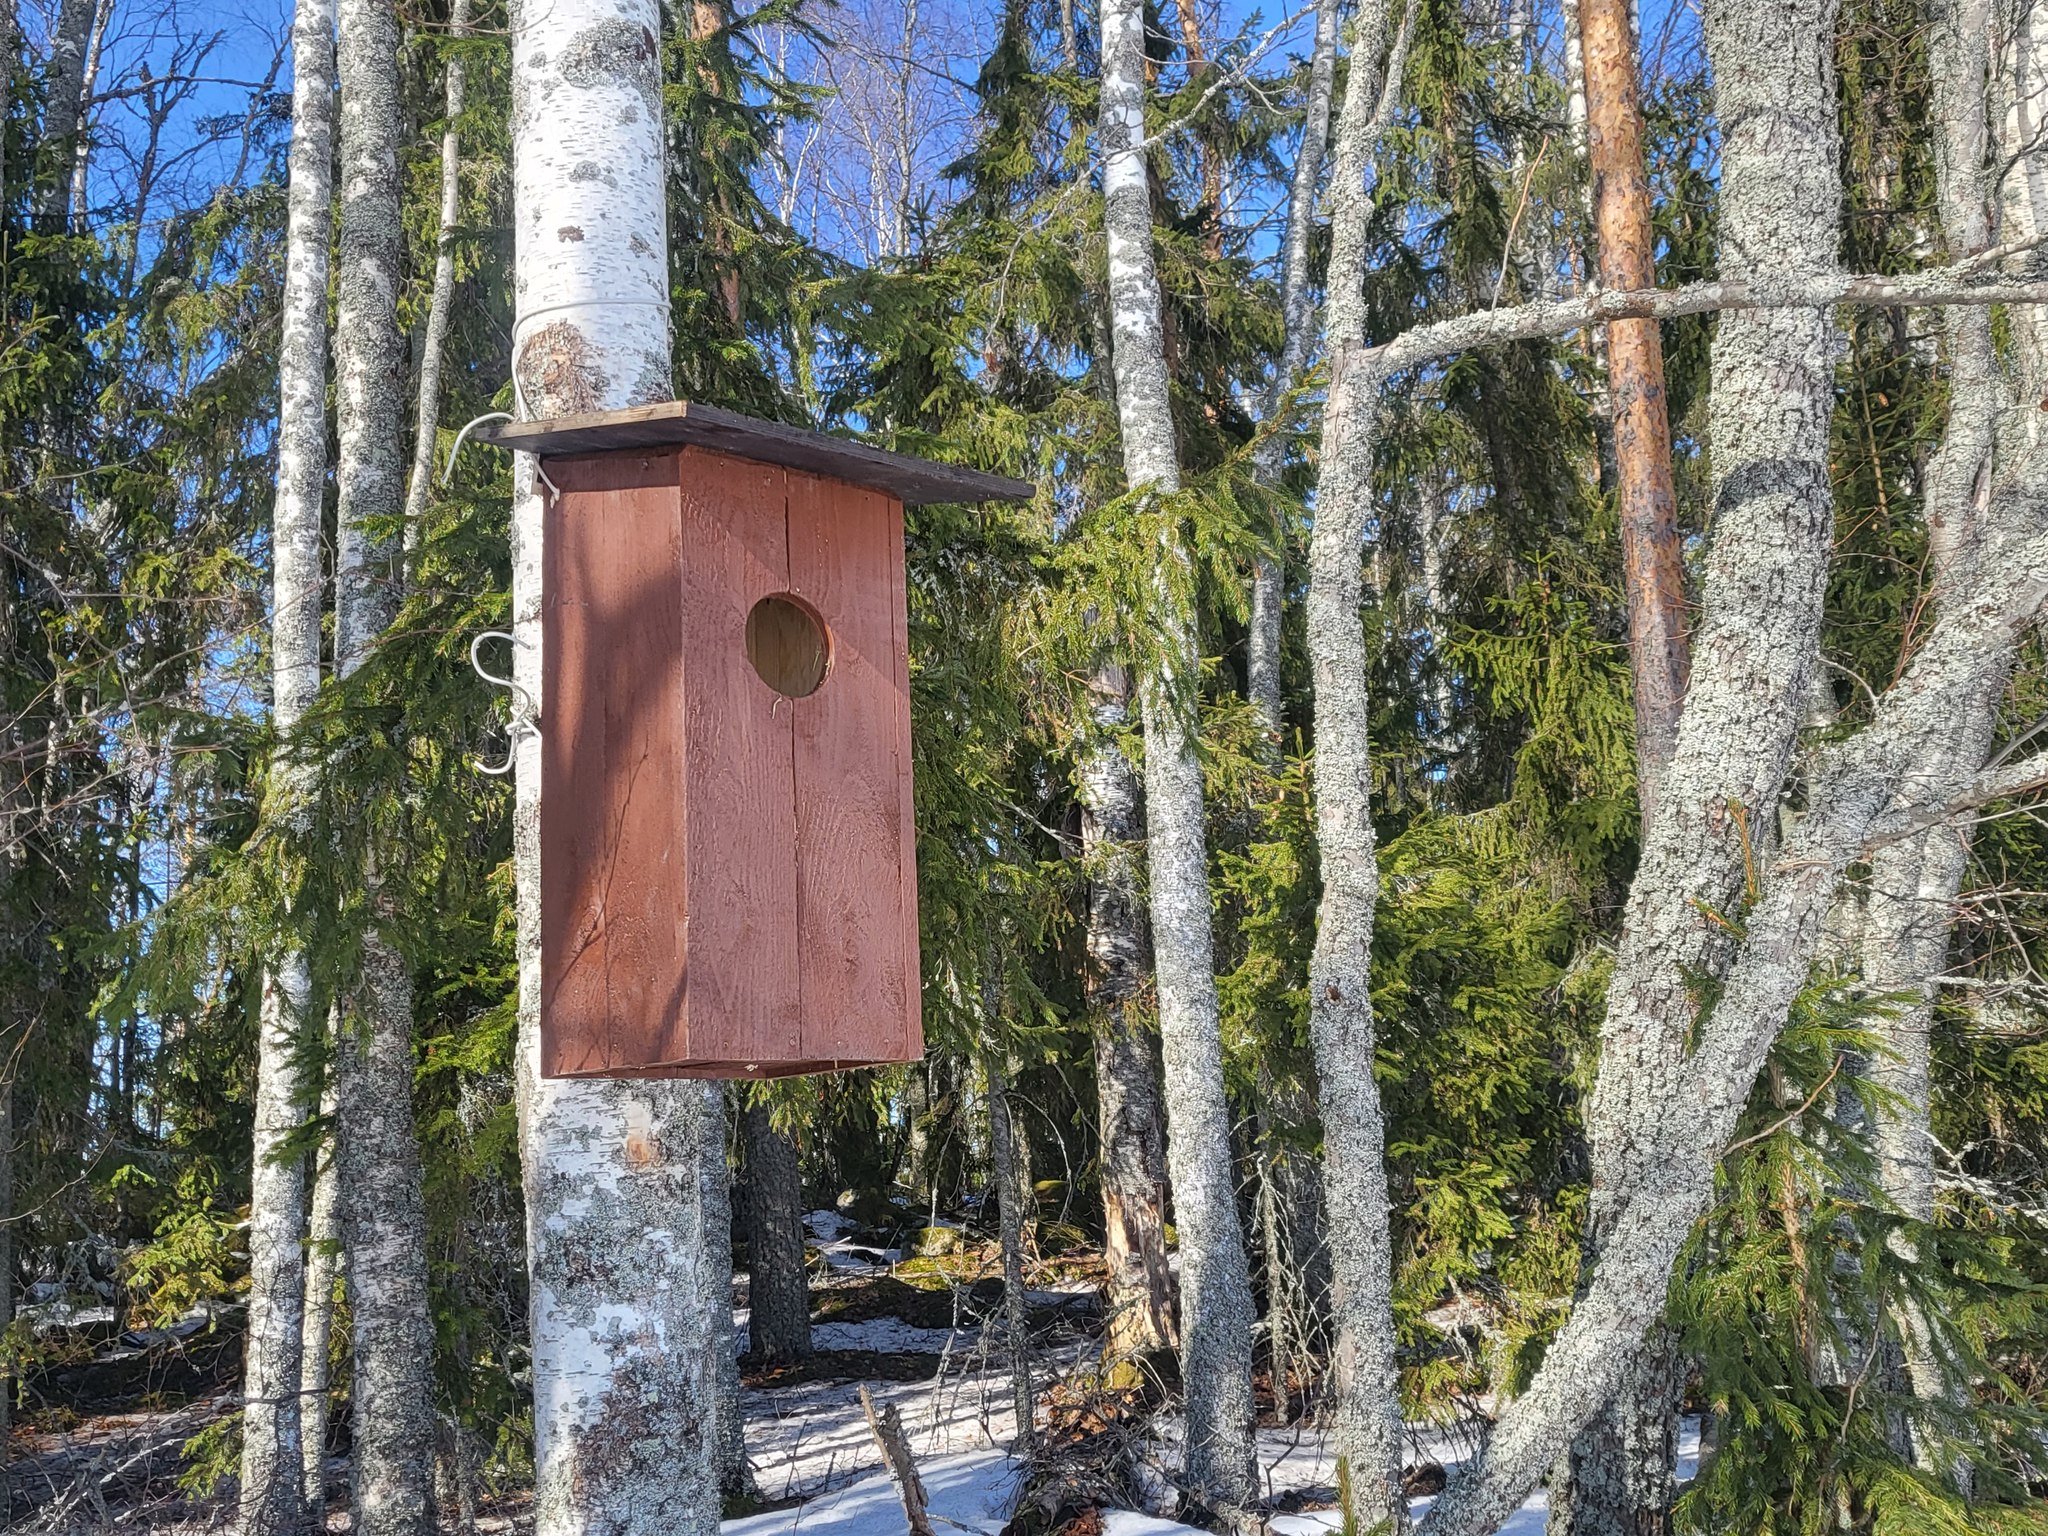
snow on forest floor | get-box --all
[726,1413,1706,1535]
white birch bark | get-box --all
[1299,0,1412,1525]
[33,0,93,225]
[332,0,439,1521]
[1245,0,1342,736]
[401,0,474,576]
[1096,0,1258,1508]
[508,0,719,1524]
[299,1099,341,1522]
[238,0,334,1522]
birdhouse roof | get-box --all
[474,401,1036,506]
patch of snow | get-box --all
[725,1450,1023,1535]
[804,1210,852,1240]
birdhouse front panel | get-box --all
[538,443,922,1078]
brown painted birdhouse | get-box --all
[477,402,1032,1079]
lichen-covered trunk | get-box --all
[238,0,334,1521]
[1079,666,1177,1365]
[1097,0,1258,1507]
[1299,1,1408,1525]
[694,1085,754,1503]
[742,1102,812,1362]
[1418,5,1850,1529]
[331,0,440,1520]
[400,0,473,576]
[1246,0,1342,736]
[299,1099,341,1522]
[1849,0,2037,1465]
[507,0,720,1525]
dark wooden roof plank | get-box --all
[474,400,1035,505]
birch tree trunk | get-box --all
[238,0,334,1522]
[1079,665,1178,1367]
[507,1,720,1523]
[332,0,439,1521]
[401,0,474,576]
[1298,0,1409,1525]
[1097,0,1258,1508]
[1245,0,1341,736]
[695,1085,755,1504]
[33,0,93,226]
[299,1102,341,1522]
[741,1101,812,1361]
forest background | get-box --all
[3,0,2048,1531]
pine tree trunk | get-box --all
[1078,665,1177,1366]
[1580,0,1687,818]
[696,1085,755,1504]
[400,0,474,576]
[741,1102,812,1362]
[1299,1,1410,1525]
[239,0,334,1521]
[506,0,721,1523]
[1097,0,1258,1508]
[986,1055,1035,1451]
[331,0,439,1520]
[299,1099,341,1522]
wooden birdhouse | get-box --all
[477,402,1032,1080]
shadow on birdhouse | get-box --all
[476,402,1033,1079]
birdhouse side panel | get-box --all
[676,447,803,1070]
[786,471,922,1067]
[540,451,690,1077]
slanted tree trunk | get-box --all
[695,1085,754,1504]
[742,1102,812,1362]
[238,0,334,1523]
[505,0,722,1514]
[331,0,438,1520]
[1097,0,1258,1509]
[1553,1,1690,1526]
[400,0,474,577]
[1079,663,1178,1367]
[1417,3,1851,1527]
[1299,0,1411,1526]
[299,1091,341,1522]
[1849,0,2033,1477]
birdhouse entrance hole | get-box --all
[747,593,832,698]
